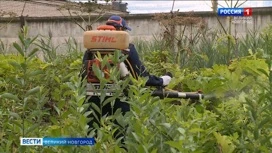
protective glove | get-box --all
[160,75,172,86]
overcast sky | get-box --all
[76,0,272,14]
[123,0,272,14]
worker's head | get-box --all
[106,15,131,31]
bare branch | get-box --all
[0,10,17,30]
[67,9,86,31]
[57,1,113,32]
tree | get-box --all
[211,0,218,12]
[58,0,114,31]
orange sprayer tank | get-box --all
[83,25,129,50]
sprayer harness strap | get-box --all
[125,59,137,79]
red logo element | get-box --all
[91,36,117,43]
[243,8,252,16]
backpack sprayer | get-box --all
[83,25,205,100]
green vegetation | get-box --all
[0,23,271,153]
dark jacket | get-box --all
[82,43,163,86]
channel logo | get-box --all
[20,138,43,146]
[218,8,252,16]
[20,137,95,146]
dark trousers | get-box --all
[86,96,130,144]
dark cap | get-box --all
[106,15,132,31]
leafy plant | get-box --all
[0,26,46,153]
[1,24,272,153]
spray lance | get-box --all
[119,65,204,99]
[151,72,204,100]
[151,88,204,100]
